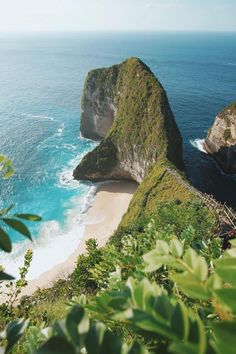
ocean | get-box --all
[0,32,235,278]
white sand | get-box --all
[20,181,137,296]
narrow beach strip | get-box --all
[21,181,137,296]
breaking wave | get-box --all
[190,138,207,153]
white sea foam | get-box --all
[37,123,66,151]
[1,184,96,280]
[2,137,98,280]
[56,123,65,137]
[63,143,77,151]
[21,113,57,122]
[59,168,81,189]
[190,139,207,153]
[57,150,90,190]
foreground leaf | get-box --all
[2,218,32,240]
[36,336,76,354]
[0,228,12,252]
[0,319,29,354]
[0,271,14,281]
[14,214,42,221]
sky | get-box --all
[0,0,235,33]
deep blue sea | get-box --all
[0,32,235,278]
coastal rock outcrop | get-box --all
[204,102,236,174]
[80,64,119,140]
[74,58,184,183]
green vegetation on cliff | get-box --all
[74,58,184,182]
[120,161,195,228]
[75,137,119,179]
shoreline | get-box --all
[20,180,137,297]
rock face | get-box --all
[74,58,184,183]
[80,65,119,140]
[204,102,236,174]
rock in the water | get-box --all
[74,57,184,183]
[204,102,236,174]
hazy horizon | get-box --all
[0,0,235,33]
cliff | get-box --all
[80,63,119,140]
[74,58,184,183]
[204,102,236,174]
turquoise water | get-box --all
[0,32,235,277]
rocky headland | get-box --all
[204,102,236,174]
[73,58,206,228]
[74,57,184,184]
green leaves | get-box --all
[214,288,236,315]
[143,240,174,272]
[0,155,14,180]
[170,239,183,258]
[0,319,29,354]
[0,188,235,354]
[2,218,32,240]
[214,256,236,287]
[0,156,41,253]
[143,240,211,300]
[0,205,14,216]
[88,276,208,353]
[0,227,12,252]
[212,321,236,354]
[66,306,89,347]
[85,322,106,354]
[171,302,189,341]
[13,214,42,222]
[0,208,41,253]
[0,271,14,281]
[36,336,76,354]
[34,305,147,354]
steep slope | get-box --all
[74,58,184,183]
[204,102,236,174]
[80,63,119,140]
[120,161,196,228]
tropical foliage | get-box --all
[0,155,235,354]
[1,236,235,354]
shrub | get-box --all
[2,238,235,354]
[72,239,102,294]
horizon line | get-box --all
[0,29,236,35]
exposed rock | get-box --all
[74,57,184,183]
[80,65,119,140]
[204,102,236,174]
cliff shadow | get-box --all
[97,181,138,195]
[211,144,236,175]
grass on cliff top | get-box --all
[120,160,196,228]
[76,57,184,181]
[74,137,119,179]
[110,57,183,171]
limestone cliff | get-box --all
[74,58,184,183]
[204,102,236,174]
[80,64,119,140]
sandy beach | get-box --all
[20,180,137,297]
